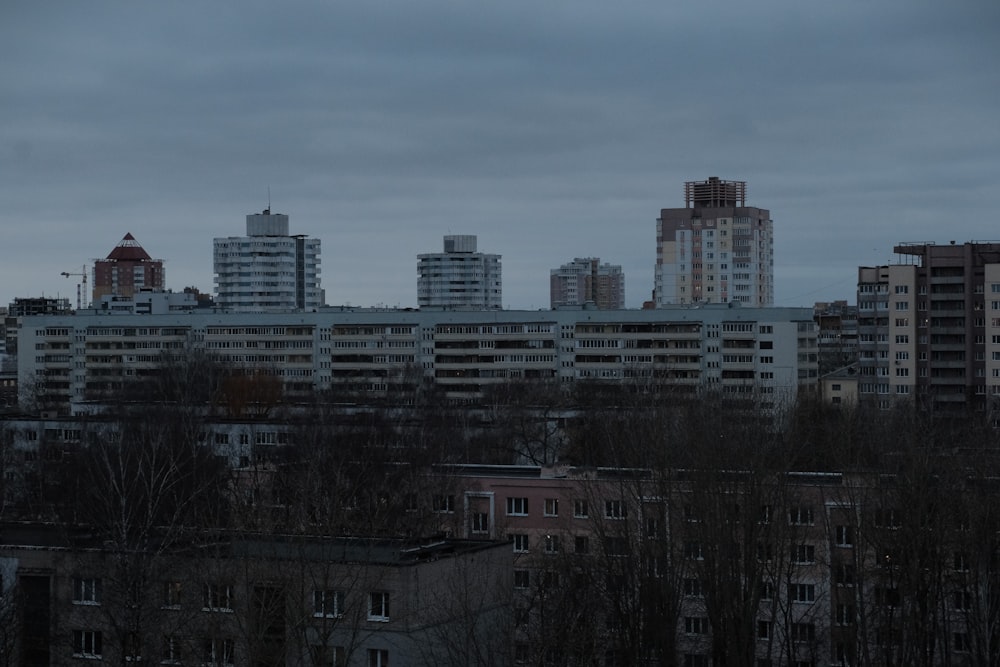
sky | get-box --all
[2,1,999,311]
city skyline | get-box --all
[2,1,998,310]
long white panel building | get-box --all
[18,305,817,414]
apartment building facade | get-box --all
[549,257,625,309]
[16,305,817,413]
[92,233,165,303]
[417,235,502,310]
[655,177,774,307]
[429,464,995,666]
[856,242,1000,413]
[213,209,323,313]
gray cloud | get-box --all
[2,0,998,310]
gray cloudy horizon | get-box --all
[3,1,999,310]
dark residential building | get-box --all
[0,525,511,666]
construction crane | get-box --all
[61,265,88,310]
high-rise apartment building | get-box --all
[417,235,501,310]
[857,241,1000,414]
[93,233,165,303]
[213,209,323,312]
[654,177,773,307]
[550,258,625,309]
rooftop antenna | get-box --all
[267,185,271,213]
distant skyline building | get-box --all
[417,235,501,310]
[92,233,165,304]
[654,177,773,307]
[213,209,323,313]
[550,257,625,309]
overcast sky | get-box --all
[3,1,999,311]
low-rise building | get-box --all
[0,526,511,666]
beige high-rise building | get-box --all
[857,241,1000,415]
[654,177,773,307]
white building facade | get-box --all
[18,305,817,413]
[213,209,323,313]
[418,235,501,310]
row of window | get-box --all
[73,578,391,621]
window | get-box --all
[544,498,559,517]
[684,616,709,634]
[314,590,345,618]
[73,630,102,658]
[506,497,529,516]
[202,638,234,665]
[954,632,970,652]
[759,505,772,524]
[368,592,390,621]
[368,649,389,667]
[605,499,625,519]
[544,534,561,553]
[789,506,814,525]
[757,621,772,639]
[790,583,815,602]
[511,534,529,553]
[792,544,816,564]
[433,494,455,513]
[836,603,855,626]
[874,586,900,608]
[162,636,182,664]
[574,535,589,554]
[471,512,489,534]
[685,541,704,560]
[573,499,589,518]
[835,563,855,586]
[514,570,530,589]
[309,645,346,667]
[759,581,773,600]
[163,581,182,607]
[954,552,970,572]
[835,525,854,547]
[954,590,972,611]
[683,578,703,597]
[874,509,900,529]
[791,623,816,642]
[73,578,101,605]
[204,584,233,612]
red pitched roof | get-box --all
[106,233,152,262]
